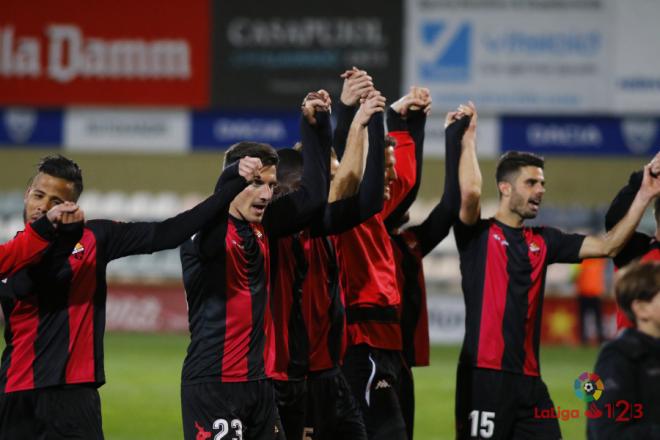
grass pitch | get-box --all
[0,332,599,439]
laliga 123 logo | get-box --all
[574,371,604,402]
[419,21,471,82]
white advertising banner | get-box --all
[611,0,660,113]
[427,293,465,344]
[405,0,614,114]
[64,108,189,152]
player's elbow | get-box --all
[600,239,621,258]
[461,185,481,206]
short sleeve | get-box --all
[543,227,585,264]
[453,218,485,251]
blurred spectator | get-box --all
[574,258,608,345]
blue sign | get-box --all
[192,111,302,150]
[420,21,471,83]
[0,108,63,146]
[501,116,660,156]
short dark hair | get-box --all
[615,261,660,325]
[223,141,279,169]
[35,155,84,200]
[496,151,545,184]
[274,148,303,197]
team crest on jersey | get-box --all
[529,242,541,253]
[71,243,85,260]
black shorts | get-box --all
[304,367,367,440]
[273,379,307,440]
[342,345,407,440]
[0,385,103,440]
[455,365,562,440]
[181,380,284,440]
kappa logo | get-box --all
[493,233,509,247]
[375,379,391,390]
[71,243,85,260]
[529,242,541,253]
[419,20,472,82]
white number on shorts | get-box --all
[469,410,495,438]
[231,419,243,440]
[302,427,314,440]
[212,419,243,440]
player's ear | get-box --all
[498,181,511,197]
[631,299,648,322]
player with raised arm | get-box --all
[179,94,331,440]
[271,82,388,440]
[587,261,660,439]
[0,199,83,281]
[336,88,428,440]
[0,154,253,439]
[453,103,660,439]
[605,151,660,328]
[387,94,474,439]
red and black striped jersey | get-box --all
[0,216,55,279]
[335,130,416,351]
[455,218,584,376]
[0,172,249,395]
[303,233,345,372]
[181,216,273,384]
[391,230,430,367]
[269,234,309,381]
[181,116,331,385]
[0,220,178,393]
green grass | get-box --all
[0,332,599,439]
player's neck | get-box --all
[636,321,660,339]
[494,208,524,228]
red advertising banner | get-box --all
[541,297,618,345]
[0,0,210,107]
[105,284,189,332]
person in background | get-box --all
[574,257,608,345]
[588,261,660,439]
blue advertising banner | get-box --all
[192,111,302,149]
[0,108,62,146]
[501,116,660,156]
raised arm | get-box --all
[406,107,467,257]
[385,86,431,229]
[0,202,83,278]
[379,90,433,219]
[311,100,386,236]
[96,161,251,262]
[264,93,331,237]
[580,165,660,259]
[605,153,659,266]
[328,90,386,203]
[457,102,482,225]
[333,68,374,159]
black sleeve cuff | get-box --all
[58,220,84,238]
[30,215,56,241]
[214,162,242,192]
[386,107,408,132]
[335,101,358,120]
